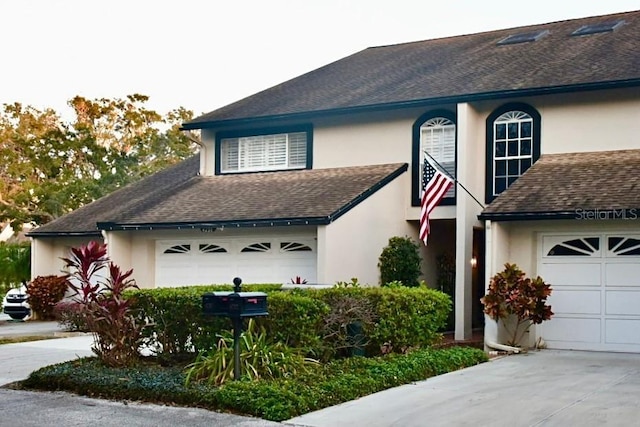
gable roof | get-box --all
[479,149,640,221]
[185,10,640,129]
[29,159,408,236]
[28,156,201,237]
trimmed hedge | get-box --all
[130,284,282,357]
[128,284,451,358]
[23,346,487,421]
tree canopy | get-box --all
[0,94,199,227]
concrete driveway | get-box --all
[286,350,640,427]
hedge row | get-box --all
[23,346,487,421]
[128,284,451,359]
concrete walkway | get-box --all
[286,350,640,427]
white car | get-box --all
[2,285,31,320]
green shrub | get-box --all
[23,347,487,422]
[257,291,329,356]
[366,287,451,353]
[378,236,422,287]
[129,284,284,358]
[26,275,69,320]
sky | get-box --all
[1,1,638,122]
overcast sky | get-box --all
[1,1,638,121]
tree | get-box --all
[0,242,31,287]
[0,95,199,228]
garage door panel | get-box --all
[157,235,317,287]
[549,290,601,315]
[539,233,640,352]
[605,319,640,345]
[541,263,601,287]
[606,291,640,315]
[606,263,640,287]
[541,318,601,343]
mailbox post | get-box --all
[202,277,268,381]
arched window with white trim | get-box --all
[412,110,456,206]
[486,103,541,203]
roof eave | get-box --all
[479,208,639,221]
[97,217,332,231]
[182,78,640,130]
[26,230,103,238]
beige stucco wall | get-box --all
[31,236,100,279]
[317,171,414,285]
[538,88,640,154]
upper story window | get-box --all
[412,110,456,206]
[485,103,540,203]
[216,125,312,174]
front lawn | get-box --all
[20,346,486,422]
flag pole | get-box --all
[422,151,485,209]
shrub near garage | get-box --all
[26,275,69,320]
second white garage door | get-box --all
[156,235,317,287]
[538,233,640,353]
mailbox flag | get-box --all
[420,156,454,245]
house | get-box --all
[28,10,640,352]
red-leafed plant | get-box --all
[26,275,70,320]
[290,276,308,284]
[481,263,553,347]
[62,241,143,367]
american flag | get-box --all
[420,156,454,245]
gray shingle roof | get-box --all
[480,149,640,220]
[29,160,408,235]
[29,156,200,236]
[185,10,640,129]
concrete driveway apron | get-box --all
[286,350,640,427]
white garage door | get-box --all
[539,234,640,352]
[156,235,316,287]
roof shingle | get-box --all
[186,10,640,128]
[29,160,408,235]
[480,149,640,219]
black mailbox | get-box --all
[202,291,268,318]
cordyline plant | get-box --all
[61,241,143,367]
[481,263,554,347]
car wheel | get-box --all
[8,313,27,320]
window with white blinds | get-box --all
[220,132,307,173]
[420,117,456,198]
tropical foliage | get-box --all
[481,263,554,346]
[62,241,143,367]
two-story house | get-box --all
[29,10,640,352]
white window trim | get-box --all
[492,110,533,196]
[220,131,307,173]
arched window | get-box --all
[486,103,541,203]
[412,110,456,206]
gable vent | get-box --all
[497,30,549,45]
[571,20,625,36]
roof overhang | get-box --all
[182,79,640,130]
